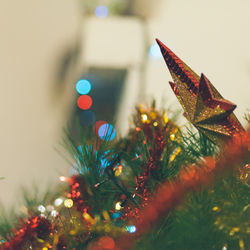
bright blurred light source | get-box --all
[98,123,116,141]
[95,5,108,18]
[126,225,136,233]
[115,201,122,210]
[76,79,91,95]
[64,198,73,208]
[149,43,162,59]
[141,114,148,122]
[38,205,46,213]
[59,176,68,182]
[51,210,58,217]
[54,198,64,207]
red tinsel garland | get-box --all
[0,216,52,250]
[115,130,250,249]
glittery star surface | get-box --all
[156,38,245,145]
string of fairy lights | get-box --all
[59,3,162,239]
[25,5,163,244]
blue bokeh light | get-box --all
[149,43,162,59]
[76,79,91,95]
[98,123,116,141]
[126,225,136,233]
[95,5,108,18]
[79,110,96,126]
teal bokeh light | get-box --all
[76,79,91,95]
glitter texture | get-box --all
[156,39,245,145]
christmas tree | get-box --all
[0,40,249,250]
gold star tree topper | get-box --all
[156,39,245,145]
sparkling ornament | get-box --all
[156,39,245,145]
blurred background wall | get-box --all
[0,0,249,207]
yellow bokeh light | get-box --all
[69,230,76,235]
[170,147,181,162]
[104,224,111,232]
[239,239,244,249]
[102,211,110,221]
[115,165,123,176]
[115,201,122,210]
[170,134,175,141]
[229,227,240,236]
[64,199,73,208]
[232,227,240,232]
[153,122,158,127]
[83,212,95,224]
[173,128,178,133]
[163,114,169,123]
[150,112,157,120]
[141,114,148,122]
[212,206,220,212]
